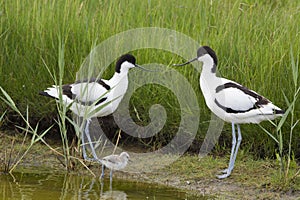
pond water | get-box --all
[0,170,206,200]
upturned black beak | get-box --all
[135,64,157,72]
[173,57,198,66]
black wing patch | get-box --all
[215,82,270,114]
[75,78,111,91]
[73,78,110,105]
[62,85,73,99]
[78,97,107,106]
[97,79,111,90]
[214,99,254,113]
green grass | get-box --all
[0,0,299,161]
[162,153,300,194]
[0,86,53,173]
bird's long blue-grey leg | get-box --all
[81,120,89,161]
[110,170,113,182]
[84,118,100,162]
[100,178,104,197]
[227,123,237,172]
[109,170,113,190]
[229,124,242,172]
[101,164,105,179]
[217,122,237,179]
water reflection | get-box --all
[100,180,127,200]
[0,171,202,200]
[101,190,127,200]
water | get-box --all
[0,170,205,200]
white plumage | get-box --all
[41,55,138,118]
[100,152,130,182]
[174,46,284,178]
[40,54,146,163]
[201,76,283,124]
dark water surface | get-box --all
[0,170,207,199]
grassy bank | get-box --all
[0,0,299,159]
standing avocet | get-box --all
[40,54,151,163]
[174,46,284,178]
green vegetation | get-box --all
[161,154,300,196]
[0,0,299,189]
[0,86,52,173]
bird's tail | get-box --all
[39,86,59,100]
[271,103,285,116]
[260,103,285,118]
[274,108,285,115]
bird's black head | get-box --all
[115,54,136,73]
[197,46,218,66]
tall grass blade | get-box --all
[290,47,298,88]
[0,86,17,111]
[258,124,279,144]
[0,110,6,122]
